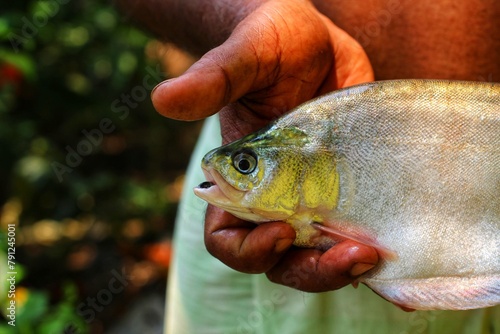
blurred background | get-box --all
[0,1,200,333]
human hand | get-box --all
[152,0,378,292]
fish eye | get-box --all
[232,149,257,174]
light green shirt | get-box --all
[165,116,499,334]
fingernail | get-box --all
[349,263,376,276]
[274,238,293,253]
[151,79,172,99]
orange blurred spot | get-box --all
[144,240,172,269]
[14,287,29,308]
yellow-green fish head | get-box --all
[194,124,341,225]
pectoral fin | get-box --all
[312,222,398,260]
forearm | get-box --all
[114,0,266,56]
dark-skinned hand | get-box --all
[152,0,379,293]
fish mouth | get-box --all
[194,168,279,223]
[193,167,246,209]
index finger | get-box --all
[204,205,296,274]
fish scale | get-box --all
[194,79,500,310]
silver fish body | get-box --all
[196,80,500,310]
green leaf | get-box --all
[16,289,49,324]
[0,18,10,39]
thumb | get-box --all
[151,39,259,121]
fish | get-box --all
[194,79,500,311]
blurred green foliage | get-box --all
[0,0,199,225]
[0,250,87,334]
[0,0,200,332]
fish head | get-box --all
[194,123,341,224]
